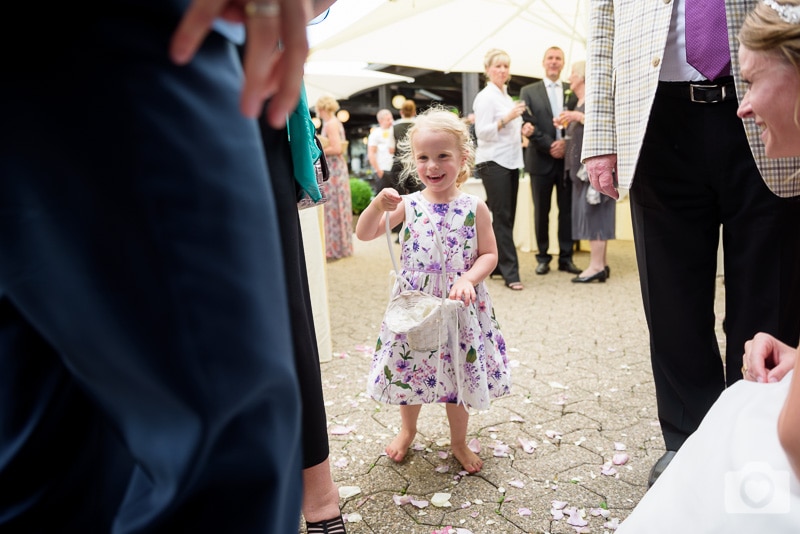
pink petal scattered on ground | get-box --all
[435,465,450,473]
[566,507,588,527]
[410,499,429,509]
[329,425,354,435]
[612,453,629,465]
[545,430,563,440]
[551,508,564,521]
[492,441,511,457]
[487,427,499,432]
[614,442,627,451]
[332,352,349,359]
[590,507,611,518]
[461,501,472,509]
[604,518,621,530]
[508,479,525,489]
[509,415,525,423]
[552,500,569,510]
[470,511,480,518]
[438,450,449,459]
[393,495,412,506]
[413,442,426,451]
[517,437,537,453]
[430,526,453,534]
[333,457,348,468]
[468,438,481,453]
[458,469,469,477]
[353,344,372,353]
[518,508,532,517]
[601,461,618,476]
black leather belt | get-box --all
[657,77,737,104]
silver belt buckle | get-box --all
[689,83,726,104]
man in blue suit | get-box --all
[0,0,334,531]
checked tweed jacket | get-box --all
[582,0,800,198]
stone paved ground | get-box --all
[312,236,726,534]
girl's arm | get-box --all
[778,349,800,481]
[355,188,405,241]
[449,200,498,304]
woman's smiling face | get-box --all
[737,45,800,158]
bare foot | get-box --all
[385,428,416,462]
[452,442,483,473]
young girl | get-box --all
[355,108,511,474]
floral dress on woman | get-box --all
[321,119,353,260]
[367,192,511,410]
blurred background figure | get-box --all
[316,95,354,260]
[559,60,614,284]
[473,48,534,291]
[391,99,424,194]
[368,108,397,191]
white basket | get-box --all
[385,290,447,351]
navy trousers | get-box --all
[0,1,302,532]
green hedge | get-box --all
[350,177,373,215]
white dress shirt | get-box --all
[472,83,523,170]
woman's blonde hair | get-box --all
[397,105,476,189]
[315,95,340,114]
[740,0,800,123]
[483,48,511,73]
[571,60,586,79]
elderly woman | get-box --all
[615,1,800,531]
[472,49,534,290]
[316,95,353,260]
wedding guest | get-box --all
[583,0,800,487]
[520,46,580,276]
[0,0,336,531]
[316,95,353,260]
[391,99,423,194]
[368,108,397,191]
[473,48,535,291]
[615,9,800,530]
[558,61,614,284]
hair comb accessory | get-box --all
[764,0,800,23]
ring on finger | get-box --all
[245,0,280,18]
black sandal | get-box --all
[306,514,347,534]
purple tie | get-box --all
[685,0,731,80]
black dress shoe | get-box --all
[535,262,550,275]
[605,265,610,278]
[571,270,607,283]
[558,261,581,274]
[648,450,676,488]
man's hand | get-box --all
[549,139,565,159]
[170,0,313,125]
[585,154,619,199]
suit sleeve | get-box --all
[582,0,617,162]
[524,86,555,155]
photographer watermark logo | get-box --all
[724,461,790,514]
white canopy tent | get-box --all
[303,61,415,107]
[308,0,589,79]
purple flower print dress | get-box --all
[367,191,511,410]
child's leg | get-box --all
[446,403,483,473]
[386,404,422,462]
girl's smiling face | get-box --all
[412,127,465,195]
[737,45,800,158]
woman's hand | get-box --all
[170,0,313,125]
[743,332,797,383]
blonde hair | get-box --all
[483,48,511,73]
[398,105,476,189]
[571,60,586,79]
[740,0,800,125]
[315,95,340,114]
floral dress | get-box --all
[367,191,511,410]
[321,119,353,260]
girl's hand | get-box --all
[449,277,476,306]
[376,188,402,212]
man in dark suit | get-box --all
[521,46,580,275]
[0,0,335,531]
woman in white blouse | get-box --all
[473,49,534,290]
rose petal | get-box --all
[393,494,411,505]
[343,512,362,523]
[509,415,525,423]
[333,457,348,468]
[551,509,564,520]
[468,438,481,453]
[508,479,525,489]
[612,453,629,465]
[435,465,450,473]
[552,500,568,510]
[518,437,537,453]
[410,498,429,509]
[330,425,354,435]
[438,450,449,459]
[518,507,532,517]
[566,508,588,527]
[431,493,452,508]
[338,486,361,499]
[614,442,627,451]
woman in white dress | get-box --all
[616,1,800,531]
